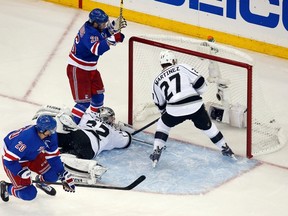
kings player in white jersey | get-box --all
[58,107,131,159]
[31,105,132,185]
[150,50,235,167]
[33,105,131,160]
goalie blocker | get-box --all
[206,102,247,128]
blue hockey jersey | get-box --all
[68,21,112,71]
[2,125,64,176]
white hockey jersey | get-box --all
[152,63,207,116]
[32,105,131,159]
[78,113,131,157]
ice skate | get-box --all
[0,181,10,202]
[150,146,166,167]
[221,144,237,160]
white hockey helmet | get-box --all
[159,50,177,66]
[98,107,115,124]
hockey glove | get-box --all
[107,32,125,46]
[160,109,166,115]
[155,102,166,115]
[108,16,127,33]
[17,167,32,186]
[59,170,75,193]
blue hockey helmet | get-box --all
[89,8,109,24]
[36,115,57,134]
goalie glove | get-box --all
[107,32,125,46]
[108,16,127,33]
[116,121,135,134]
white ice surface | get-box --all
[0,0,288,215]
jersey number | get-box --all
[96,124,109,139]
[160,73,181,100]
[71,35,80,55]
[86,120,109,140]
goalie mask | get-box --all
[98,107,115,124]
[160,50,177,66]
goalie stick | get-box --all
[33,175,146,190]
[131,118,159,136]
[132,137,153,146]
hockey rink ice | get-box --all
[0,0,288,215]
[98,132,260,195]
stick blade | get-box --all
[124,175,146,190]
[33,175,146,191]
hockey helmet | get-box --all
[159,50,177,66]
[36,115,57,134]
[98,107,115,124]
[89,8,109,24]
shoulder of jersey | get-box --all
[178,63,199,74]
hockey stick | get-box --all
[119,0,124,32]
[120,0,123,17]
[131,118,159,136]
[33,175,145,190]
[132,137,153,146]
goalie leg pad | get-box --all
[61,154,107,184]
[206,102,230,124]
[229,104,247,128]
[61,154,97,173]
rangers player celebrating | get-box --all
[67,8,127,124]
[0,115,75,202]
[150,50,235,167]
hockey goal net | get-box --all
[128,35,287,158]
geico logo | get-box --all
[155,0,288,31]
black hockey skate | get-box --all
[221,144,237,160]
[35,175,57,196]
[150,146,166,167]
[0,181,10,202]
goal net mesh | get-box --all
[128,35,287,157]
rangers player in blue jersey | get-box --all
[67,8,127,124]
[0,115,75,202]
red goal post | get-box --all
[128,35,286,158]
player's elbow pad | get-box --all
[193,76,207,95]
